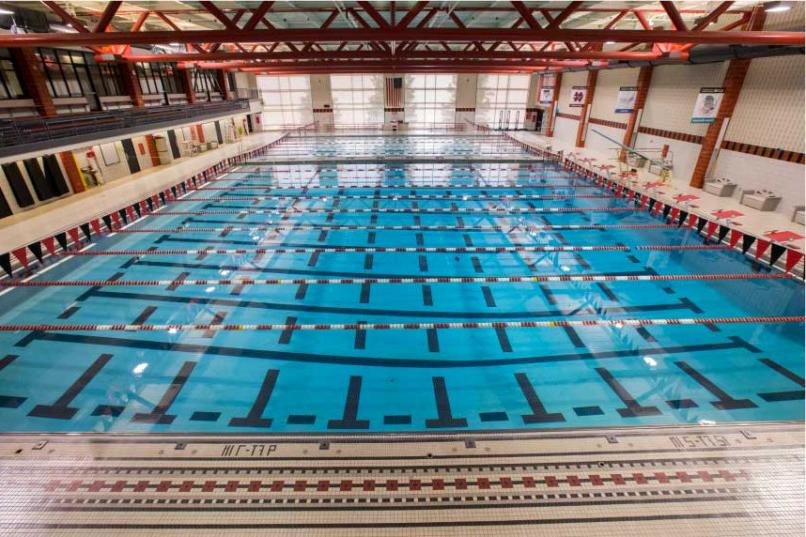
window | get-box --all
[193,69,221,95]
[257,75,313,128]
[135,62,183,97]
[331,74,383,126]
[404,74,456,126]
[0,49,24,99]
[35,48,123,100]
[475,74,530,129]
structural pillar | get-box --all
[180,68,196,104]
[10,48,56,117]
[575,69,599,148]
[115,58,144,107]
[620,66,654,161]
[144,135,161,167]
[690,7,765,188]
[58,152,86,193]
[216,70,231,100]
[545,72,562,138]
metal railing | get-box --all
[0,99,254,152]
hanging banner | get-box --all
[691,87,724,123]
[569,86,588,107]
[539,87,554,104]
[615,86,638,113]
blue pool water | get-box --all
[0,134,803,433]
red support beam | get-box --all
[546,1,583,29]
[42,1,90,33]
[243,2,274,31]
[510,2,541,29]
[358,1,390,29]
[396,1,429,29]
[120,10,150,56]
[661,1,688,31]
[153,12,207,54]
[691,1,734,31]
[448,12,485,52]
[93,1,122,33]
[348,8,390,53]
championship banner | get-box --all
[615,86,638,113]
[692,87,724,123]
[569,86,588,107]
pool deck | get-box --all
[0,421,802,535]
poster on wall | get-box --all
[691,87,724,123]
[569,86,587,107]
[99,143,120,166]
[614,86,638,113]
[539,87,554,104]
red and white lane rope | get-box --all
[55,245,731,257]
[202,182,599,189]
[115,223,676,234]
[169,194,615,202]
[153,207,637,216]
[0,273,791,288]
[0,316,801,332]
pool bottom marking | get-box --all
[131,361,196,425]
[425,377,467,428]
[28,354,112,420]
[0,355,26,408]
[757,358,805,402]
[229,368,278,428]
[327,376,369,430]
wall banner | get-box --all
[691,87,724,123]
[615,86,638,113]
[569,86,588,107]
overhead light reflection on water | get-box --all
[132,363,148,375]
[643,356,658,368]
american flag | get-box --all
[385,76,403,108]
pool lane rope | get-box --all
[115,223,677,233]
[0,273,791,288]
[0,316,801,332]
[168,194,617,202]
[152,207,638,216]
[53,244,730,256]
[201,182,600,189]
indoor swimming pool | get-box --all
[0,134,803,433]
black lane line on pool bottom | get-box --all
[229,368,279,428]
[0,355,26,408]
[130,361,196,425]
[57,306,80,319]
[28,353,112,420]
[354,321,366,350]
[595,367,662,418]
[756,358,805,401]
[327,376,369,430]
[674,361,758,410]
[133,306,157,325]
[425,377,468,428]
[515,372,565,424]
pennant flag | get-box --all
[90,219,102,236]
[133,204,141,218]
[171,186,178,198]
[741,234,756,254]
[102,215,113,231]
[662,204,671,220]
[111,212,122,229]
[139,201,148,215]
[28,242,43,263]
[785,249,804,273]
[696,217,707,234]
[678,211,688,227]
[615,184,623,197]
[118,209,128,224]
[769,244,786,266]
[159,192,166,204]
[705,221,718,242]
[648,198,657,212]
[729,229,742,248]
[126,206,137,221]
[640,195,648,209]
[755,239,771,260]
[55,232,68,252]
[146,197,155,211]
[669,207,680,224]
[67,228,80,247]
[80,223,92,242]
[718,225,730,243]
[151,195,159,208]
[42,237,56,257]
[12,247,28,271]
[0,253,11,278]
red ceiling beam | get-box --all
[661,1,688,31]
[448,12,485,52]
[42,1,90,33]
[152,12,207,54]
[546,1,583,29]
[581,10,628,51]
[691,1,734,31]
[93,1,122,33]
[243,2,274,31]
[399,7,439,54]
[357,1,390,29]
[510,2,541,30]
[1,28,801,47]
[396,1,429,29]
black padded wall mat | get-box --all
[23,158,55,201]
[42,154,70,196]
[168,130,181,159]
[214,121,223,144]
[0,186,12,218]
[120,139,141,174]
[1,163,34,208]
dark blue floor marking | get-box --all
[92,405,124,417]
[326,213,335,222]
[287,414,316,425]
[758,357,805,399]
[231,283,245,296]
[635,326,657,343]
[573,254,591,269]
[495,327,512,352]
[595,367,662,418]
[419,255,428,272]
[471,256,483,273]
[675,361,757,410]
[295,283,308,300]
[190,411,221,422]
[413,216,421,226]
[416,233,424,246]
[481,286,496,307]
[133,306,157,325]
[0,355,26,408]
[662,286,676,294]
[354,321,366,350]
[307,251,320,267]
[574,406,604,416]
[130,361,196,425]
[317,230,328,242]
[562,326,586,348]
[28,353,112,420]
[21,331,758,369]
[370,214,378,224]
[327,376,369,429]
[456,217,465,228]
[553,232,569,245]
[479,411,509,422]
[58,306,80,319]
[703,323,721,332]
[278,316,297,344]
[367,231,376,244]
[626,255,641,264]
[666,399,698,409]
[166,272,189,291]
[422,285,433,306]
[384,415,411,425]
[463,234,473,246]
[596,282,618,301]
[539,284,557,305]
[515,372,565,424]
[680,297,704,314]
[75,272,125,302]
[425,377,467,428]
[427,329,439,352]
[220,226,234,237]
[359,282,371,304]
[203,311,226,338]
[229,368,278,428]
[364,254,373,270]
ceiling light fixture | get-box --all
[0,8,15,15]
[51,23,78,33]
[764,1,791,12]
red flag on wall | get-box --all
[11,247,28,271]
[90,219,102,236]
[42,237,56,257]
[729,229,742,248]
[68,228,80,247]
[755,239,770,260]
[785,249,804,273]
